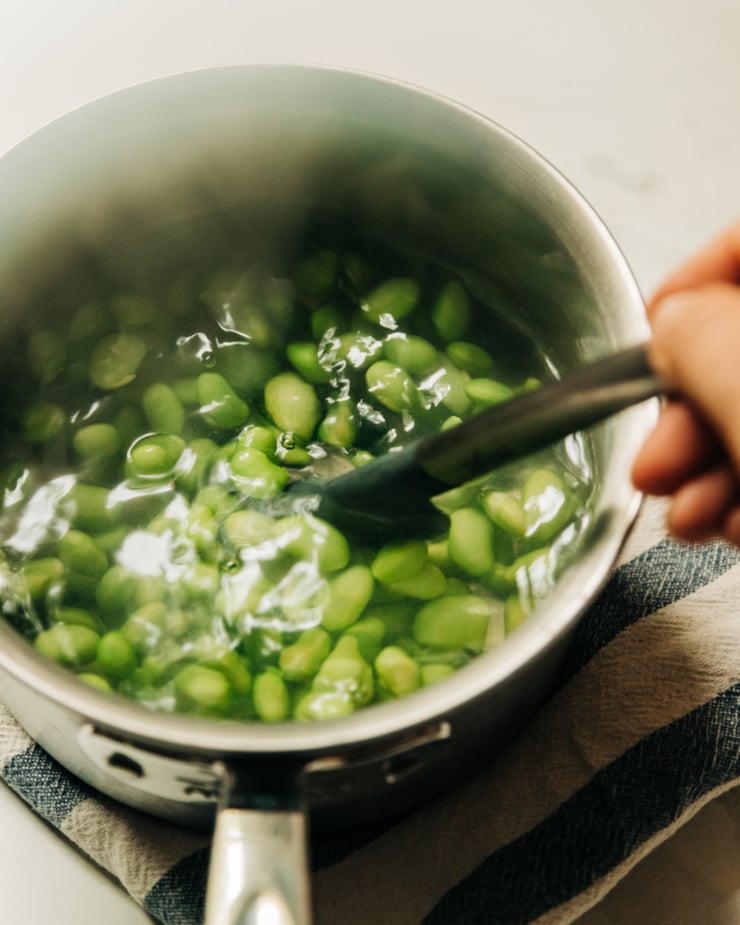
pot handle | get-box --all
[204,766,311,925]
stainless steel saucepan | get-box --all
[0,65,656,924]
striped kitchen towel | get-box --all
[1,496,739,924]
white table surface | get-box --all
[1,2,739,923]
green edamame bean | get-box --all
[444,577,471,597]
[120,601,167,653]
[57,529,108,579]
[142,382,186,435]
[320,565,374,632]
[279,627,332,682]
[208,651,252,697]
[365,361,418,413]
[333,332,383,370]
[96,568,138,626]
[385,563,446,600]
[310,302,346,342]
[20,402,65,443]
[127,434,185,480]
[34,623,100,667]
[342,616,386,664]
[54,607,101,631]
[464,377,513,408]
[253,668,291,722]
[223,509,275,548]
[216,345,280,399]
[383,334,438,374]
[221,568,271,621]
[286,342,333,385]
[68,301,110,343]
[234,425,278,459]
[275,441,312,467]
[263,372,321,441]
[413,594,491,653]
[435,360,472,416]
[505,547,552,599]
[89,333,147,390]
[482,491,527,536]
[294,687,355,722]
[180,561,220,599]
[362,277,419,324]
[318,401,357,449]
[312,635,374,707]
[349,448,374,468]
[426,538,450,571]
[77,672,112,692]
[229,448,288,500]
[440,415,462,431]
[63,569,98,604]
[522,468,565,504]
[197,372,250,430]
[371,539,427,585]
[276,514,350,573]
[178,504,217,561]
[364,601,416,640]
[432,280,471,341]
[446,341,494,377]
[65,483,121,532]
[96,568,163,627]
[19,558,64,602]
[522,469,571,544]
[175,437,218,496]
[420,663,456,686]
[479,562,512,598]
[294,249,338,298]
[504,593,529,633]
[173,663,232,715]
[194,484,236,517]
[93,526,127,558]
[73,423,121,460]
[448,507,495,576]
[97,630,138,681]
[375,645,421,697]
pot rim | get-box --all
[0,62,655,758]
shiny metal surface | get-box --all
[205,809,309,925]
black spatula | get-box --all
[287,343,665,542]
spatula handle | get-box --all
[418,343,666,486]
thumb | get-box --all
[649,282,740,472]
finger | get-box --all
[649,220,740,310]
[648,283,740,474]
[665,464,739,543]
[631,399,720,495]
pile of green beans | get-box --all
[0,238,591,722]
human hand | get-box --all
[631,221,740,544]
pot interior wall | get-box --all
[1,67,628,375]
